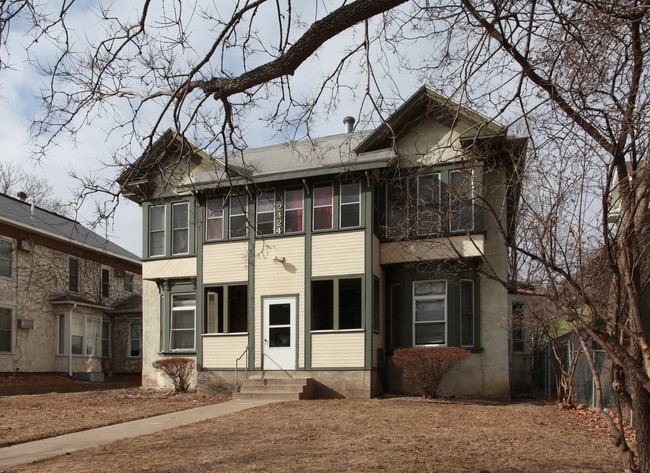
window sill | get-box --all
[202,332,248,337]
[143,253,196,262]
[310,328,364,334]
[380,229,486,243]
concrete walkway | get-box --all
[0,399,275,470]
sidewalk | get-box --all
[0,399,274,470]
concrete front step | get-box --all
[233,376,313,401]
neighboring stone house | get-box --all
[0,193,142,378]
[120,86,527,397]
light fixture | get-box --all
[271,255,286,263]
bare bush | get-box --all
[393,347,470,398]
[152,358,195,393]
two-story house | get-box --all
[120,86,526,397]
[0,192,143,378]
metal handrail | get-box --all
[234,345,249,394]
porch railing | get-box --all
[234,345,249,394]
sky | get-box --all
[0,1,449,258]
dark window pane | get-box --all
[386,178,408,238]
[171,331,194,350]
[339,278,362,329]
[449,170,473,232]
[206,198,224,241]
[284,187,303,233]
[269,303,290,325]
[102,268,110,297]
[257,212,275,235]
[390,285,401,348]
[340,182,360,228]
[205,288,224,333]
[68,258,79,292]
[415,323,445,345]
[269,327,291,347]
[460,280,474,346]
[417,174,441,235]
[285,209,303,233]
[230,215,248,238]
[150,232,165,256]
[340,203,360,228]
[312,280,333,330]
[313,207,333,231]
[230,195,248,238]
[149,206,165,231]
[228,285,248,333]
[415,300,445,322]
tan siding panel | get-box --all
[380,234,485,265]
[312,231,365,277]
[311,331,365,368]
[254,237,305,368]
[143,257,196,280]
[202,335,249,368]
[203,242,248,284]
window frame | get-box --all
[171,201,190,255]
[170,293,196,351]
[128,320,142,358]
[412,280,447,347]
[148,205,166,257]
[101,319,111,357]
[206,196,225,241]
[449,169,474,232]
[0,237,14,280]
[460,280,475,348]
[416,173,442,236]
[229,194,249,239]
[313,182,333,231]
[123,273,134,293]
[101,267,110,298]
[256,190,276,236]
[385,177,409,238]
[204,285,248,334]
[284,186,304,234]
[339,180,361,229]
[0,305,15,353]
[68,257,79,292]
[310,277,363,332]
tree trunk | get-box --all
[630,377,650,473]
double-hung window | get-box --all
[170,294,196,350]
[229,195,248,238]
[449,170,474,232]
[102,320,111,357]
[86,317,100,356]
[68,257,79,292]
[206,197,224,241]
[413,281,446,346]
[313,183,333,231]
[101,268,110,298]
[149,205,166,257]
[284,186,303,233]
[257,191,275,236]
[71,315,84,355]
[129,321,142,357]
[0,306,13,353]
[0,239,13,279]
[417,174,441,235]
[124,274,134,293]
[311,278,362,330]
[460,280,475,347]
[386,178,409,238]
[172,202,189,254]
[340,181,361,228]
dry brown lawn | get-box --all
[1,397,626,473]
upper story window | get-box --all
[257,191,275,236]
[0,238,13,279]
[148,205,166,257]
[340,181,361,228]
[101,268,110,298]
[449,169,474,232]
[284,186,303,233]
[413,280,446,346]
[417,173,441,235]
[386,178,409,238]
[68,257,79,292]
[313,183,333,231]
[229,194,248,238]
[124,273,134,293]
[172,202,189,255]
[206,197,224,241]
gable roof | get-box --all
[0,193,140,263]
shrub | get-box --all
[392,347,470,398]
[152,357,195,393]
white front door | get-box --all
[262,297,296,370]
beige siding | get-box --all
[202,335,248,369]
[311,331,365,368]
[312,231,365,277]
[254,237,305,368]
[143,257,196,280]
[380,234,485,265]
[203,242,248,284]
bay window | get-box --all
[170,293,196,350]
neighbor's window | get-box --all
[206,197,224,241]
[170,293,196,350]
[284,186,303,233]
[86,317,100,356]
[386,178,408,238]
[313,183,333,231]
[68,257,79,292]
[57,314,65,355]
[229,195,248,238]
[205,285,248,334]
[449,170,474,232]
[460,280,475,347]
[124,273,134,293]
[149,205,166,257]
[417,173,441,235]
[172,202,189,254]
[102,320,111,357]
[71,315,84,355]
[101,268,110,298]
[512,302,525,353]
[129,321,142,358]
[390,284,401,349]
[0,307,13,353]
[0,239,13,279]
[340,181,361,228]
[413,281,446,346]
[257,190,275,236]
[311,278,362,330]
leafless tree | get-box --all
[0,162,71,216]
